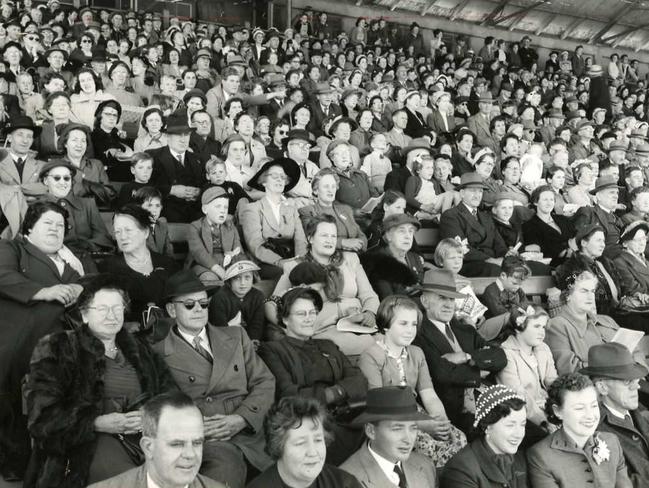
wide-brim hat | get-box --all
[350,386,432,425]
[620,220,649,243]
[382,214,421,234]
[194,48,213,62]
[589,175,622,195]
[402,137,433,158]
[478,92,495,103]
[327,116,358,137]
[313,82,335,95]
[457,172,487,190]
[286,129,314,146]
[56,123,91,152]
[39,159,78,179]
[165,114,192,134]
[341,87,362,101]
[44,46,68,60]
[580,342,648,380]
[164,269,218,300]
[2,114,40,136]
[415,269,466,298]
[223,260,260,282]
[183,88,207,106]
[247,157,301,193]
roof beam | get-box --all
[420,0,440,16]
[491,1,546,27]
[480,0,509,26]
[560,18,582,40]
[535,13,557,36]
[389,0,401,11]
[635,35,649,52]
[601,23,649,44]
[449,0,472,21]
[588,4,634,44]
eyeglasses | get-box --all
[173,298,210,310]
[49,175,71,182]
[81,39,92,44]
[278,130,288,135]
[291,310,318,318]
[26,36,38,41]
[87,305,126,316]
[266,172,288,181]
[102,111,119,118]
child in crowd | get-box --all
[405,153,455,221]
[203,156,250,216]
[116,152,154,208]
[132,186,173,257]
[208,259,274,344]
[482,255,531,319]
[360,132,392,193]
[186,186,242,284]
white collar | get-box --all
[430,319,449,335]
[367,442,402,485]
[147,471,188,488]
[177,326,212,356]
[170,148,185,161]
[604,403,629,420]
[495,278,505,291]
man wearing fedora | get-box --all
[467,92,495,148]
[309,82,342,138]
[414,269,507,434]
[439,172,509,277]
[340,386,437,487]
[148,114,205,223]
[569,120,601,163]
[582,343,649,488]
[573,175,625,259]
[152,270,275,488]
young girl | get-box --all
[131,186,173,257]
[359,295,467,467]
[404,154,455,221]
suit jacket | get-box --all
[598,406,649,488]
[573,205,624,259]
[340,442,436,488]
[404,107,428,139]
[0,150,47,198]
[441,438,528,488]
[383,165,413,195]
[413,316,507,429]
[467,113,492,149]
[613,250,649,296]
[186,215,242,273]
[239,197,308,265]
[88,465,225,488]
[153,325,275,471]
[309,102,342,138]
[439,203,508,264]
[527,429,632,488]
[427,109,456,136]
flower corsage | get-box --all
[592,435,610,465]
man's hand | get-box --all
[341,238,364,252]
[170,185,200,200]
[204,414,247,441]
[442,352,470,364]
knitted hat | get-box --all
[473,385,524,428]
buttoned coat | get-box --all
[527,429,632,488]
[0,150,47,198]
[185,215,242,274]
[404,107,428,139]
[88,465,225,488]
[613,250,649,296]
[427,109,456,136]
[467,113,492,149]
[341,442,436,488]
[497,336,558,425]
[308,102,342,139]
[153,325,275,471]
[441,438,529,488]
[239,197,308,265]
[573,205,624,259]
[598,406,649,488]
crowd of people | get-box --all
[2,0,649,486]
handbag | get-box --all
[112,393,151,465]
[264,237,294,259]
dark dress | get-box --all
[91,127,130,182]
[247,463,362,488]
[522,213,573,266]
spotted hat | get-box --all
[473,385,525,428]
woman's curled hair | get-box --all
[22,201,70,236]
[545,372,594,425]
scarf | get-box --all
[304,251,344,302]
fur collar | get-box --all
[361,249,419,286]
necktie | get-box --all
[393,464,407,488]
[445,323,457,345]
[471,208,478,219]
[301,164,308,177]
[177,153,184,166]
[192,336,213,363]
[14,157,24,179]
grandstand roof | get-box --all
[371,0,649,54]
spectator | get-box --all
[133,107,168,153]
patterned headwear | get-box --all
[473,385,525,428]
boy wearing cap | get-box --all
[340,387,437,487]
[187,186,243,284]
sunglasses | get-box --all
[173,298,210,310]
[81,39,92,44]
[49,175,71,182]
[26,36,38,41]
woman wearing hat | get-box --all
[39,160,113,254]
[258,287,368,467]
[566,161,597,209]
[70,67,116,129]
[527,373,632,488]
[38,91,83,160]
[91,99,133,181]
[133,107,167,153]
[104,60,142,109]
[319,116,360,170]
[440,385,529,488]
[239,157,307,279]
[614,221,649,298]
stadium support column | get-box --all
[287,0,292,29]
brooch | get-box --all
[592,435,610,465]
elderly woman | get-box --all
[299,168,368,253]
[523,184,574,266]
[266,214,379,355]
[328,140,378,212]
[366,190,408,249]
[614,221,649,298]
[473,148,501,207]
[361,214,425,301]
[527,373,632,488]
[258,288,368,467]
[0,202,86,480]
[98,205,178,325]
[319,116,361,169]
[39,161,113,254]
[567,162,597,209]
[497,306,558,438]
[38,92,80,160]
[133,107,167,153]
[360,296,466,467]
[240,157,307,279]
[24,274,177,486]
[70,67,116,129]
[247,396,362,488]
[59,123,115,205]
[441,385,529,488]
[91,99,132,181]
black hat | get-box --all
[580,342,648,380]
[107,59,131,78]
[182,88,207,106]
[382,214,421,234]
[3,115,40,136]
[289,262,327,286]
[94,99,122,120]
[351,386,432,425]
[44,46,68,60]
[247,157,301,193]
[164,114,192,134]
[56,123,91,152]
[285,129,314,146]
[164,269,218,300]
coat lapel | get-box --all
[207,326,236,392]
[0,154,19,184]
[22,156,41,184]
[458,203,487,238]
[200,218,214,254]
[21,237,68,280]
[356,443,398,488]
[260,198,282,233]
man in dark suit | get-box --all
[413,269,507,434]
[341,387,437,487]
[403,91,429,139]
[153,271,276,488]
[149,115,204,223]
[582,343,649,488]
[383,138,432,204]
[259,74,288,121]
[573,175,625,259]
[308,82,341,138]
[189,110,222,164]
[439,172,508,276]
